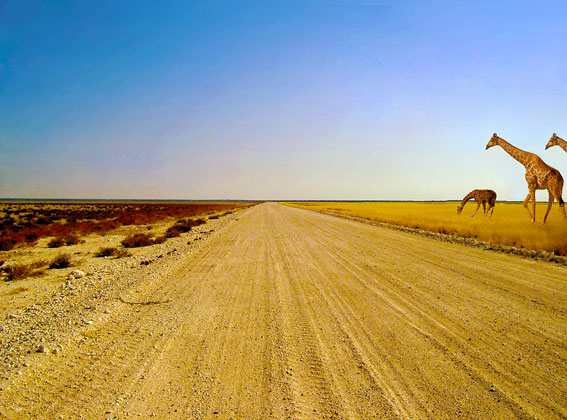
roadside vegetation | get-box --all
[94,246,130,258]
[0,201,253,251]
[165,218,206,238]
[2,259,49,281]
[49,253,72,269]
[0,201,254,284]
[286,201,567,256]
[121,233,156,248]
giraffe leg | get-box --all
[482,202,487,216]
[489,205,495,217]
[549,179,567,219]
[471,203,480,217]
[553,193,566,219]
[523,192,535,222]
[543,190,554,224]
[531,190,536,223]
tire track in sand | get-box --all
[1,202,566,419]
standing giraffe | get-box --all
[545,133,567,152]
[457,189,497,217]
[485,133,566,223]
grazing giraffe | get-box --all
[486,133,566,223]
[545,133,567,153]
[457,189,497,217]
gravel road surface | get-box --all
[1,203,566,419]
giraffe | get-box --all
[545,133,567,153]
[457,189,497,217]
[485,133,566,223]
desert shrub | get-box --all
[173,218,205,232]
[187,218,206,227]
[165,226,182,238]
[94,246,115,257]
[47,237,66,248]
[121,233,154,248]
[0,236,17,251]
[35,216,51,225]
[164,218,204,238]
[49,253,72,269]
[114,248,130,258]
[5,264,32,281]
[63,233,81,245]
[95,246,129,258]
[48,234,81,247]
[24,231,39,243]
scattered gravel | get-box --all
[0,209,248,384]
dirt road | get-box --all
[1,203,566,419]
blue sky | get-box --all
[1,1,567,200]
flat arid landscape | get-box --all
[1,202,566,419]
[3,2,567,419]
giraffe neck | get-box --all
[460,191,475,207]
[496,138,532,167]
[558,137,567,153]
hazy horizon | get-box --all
[2,1,567,201]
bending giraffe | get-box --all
[486,133,566,223]
[457,189,497,217]
[546,133,567,152]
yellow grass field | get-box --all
[285,201,567,255]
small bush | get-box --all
[48,234,81,247]
[165,226,182,238]
[24,231,39,243]
[173,221,191,233]
[47,237,66,248]
[49,253,72,269]
[94,246,115,257]
[0,237,17,251]
[165,218,206,238]
[95,246,129,258]
[63,233,81,245]
[115,248,130,258]
[121,233,154,248]
[5,264,32,281]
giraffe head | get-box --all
[485,133,500,150]
[457,205,463,215]
[546,133,559,149]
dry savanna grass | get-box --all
[286,201,567,255]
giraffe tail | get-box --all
[561,197,565,206]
